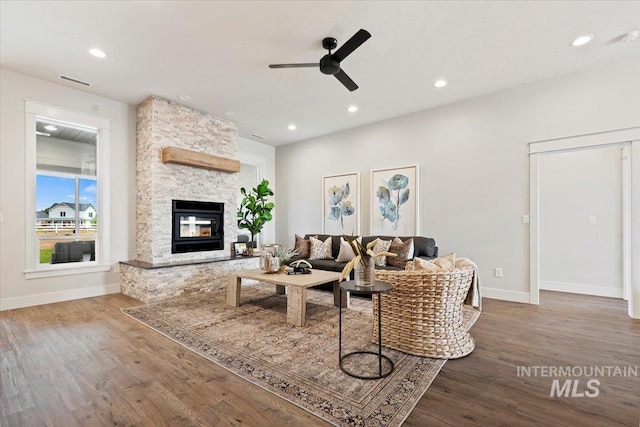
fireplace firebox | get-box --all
[172,200,224,253]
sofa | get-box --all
[51,241,95,264]
[289,234,438,292]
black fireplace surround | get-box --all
[172,200,224,254]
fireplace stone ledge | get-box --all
[120,256,259,303]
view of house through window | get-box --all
[35,117,98,265]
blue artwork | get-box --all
[327,181,355,229]
[371,166,418,235]
[323,173,360,235]
[376,174,410,231]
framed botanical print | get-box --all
[371,165,419,235]
[322,172,360,235]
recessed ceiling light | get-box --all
[434,79,447,88]
[44,125,58,131]
[571,34,593,47]
[348,105,358,113]
[620,30,639,43]
[288,124,297,131]
[179,95,192,101]
[88,48,107,58]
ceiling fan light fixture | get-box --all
[434,79,448,88]
[348,105,358,113]
[288,124,297,131]
[571,34,593,47]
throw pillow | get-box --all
[412,253,456,272]
[434,252,456,270]
[412,257,441,272]
[309,236,332,260]
[336,236,361,262]
[388,237,414,268]
[294,234,316,259]
[371,238,392,266]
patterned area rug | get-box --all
[122,283,480,426]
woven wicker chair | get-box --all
[372,266,475,359]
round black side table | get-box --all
[339,280,394,380]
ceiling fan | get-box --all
[269,29,371,92]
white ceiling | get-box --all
[2,1,639,146]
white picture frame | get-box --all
[322,172,360,235]
[371,165,419,235]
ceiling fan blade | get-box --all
[269,63,318,69]
[334,69,358,91]
[332,29,371,62]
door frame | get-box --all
[529,126,640,318]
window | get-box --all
[25,101,110,277]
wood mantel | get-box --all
[161,147,241,173]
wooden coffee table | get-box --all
[227,268,346,326]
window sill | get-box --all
[24,263,112,279]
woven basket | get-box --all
[372,266,475,359]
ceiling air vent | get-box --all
[57,74,92,87]
[250,133,266,140]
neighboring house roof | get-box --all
[36,211,48,219]
[48,202,95,212]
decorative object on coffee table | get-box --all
[322,172,360,235]
[371,165,418,235]
[338,238,396,285]
[275,246,297,266]
[237,179,274,254]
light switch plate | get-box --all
[522,215,530,224]
[589,216,597,225]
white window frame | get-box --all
[24,100,111,278]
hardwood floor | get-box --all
[1,291,638,426]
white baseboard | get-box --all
[482,287,531,304]
[0,283,121,311]
[539,281,623,298]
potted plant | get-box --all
[237,179,274,254]
[275,246,298,266]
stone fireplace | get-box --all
[120,96,258,303]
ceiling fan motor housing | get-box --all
[320,55,340,75]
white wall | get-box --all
[275,57,640,302]
[539,146,622,297]
[0,68,137,310]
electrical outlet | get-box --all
[111,263,120,273]
[494,267,503,278]
[589,216,597,225]
[522,214,530,224]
